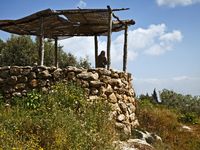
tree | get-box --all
[151,88,158,103]
[0,39,5,66]
[1,35,37,66]
[1,35,91,68]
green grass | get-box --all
[0,83,118,149]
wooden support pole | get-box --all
[94,35,98,68]
[39,17,44,66]
[123,25,128,72]
[54,37,58,68]
[107,6,112,70]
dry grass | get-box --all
[136,100,200,150]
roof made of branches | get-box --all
[0,7,135,39]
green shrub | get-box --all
[0,83,117,149]
[178,112,199,124]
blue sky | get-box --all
[0,0,200,96]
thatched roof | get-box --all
[0,8,135,39]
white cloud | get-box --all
[172,76,190,81]
[156,0,200,7]
[134,76,200,96]
[76,0,87,8]
[59,23,182,68]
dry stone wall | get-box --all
[0,66,139,135]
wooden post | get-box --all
[107,6,112,70]
[39,17,44,66]
[123,25,128,72]
[94,35,98,68]
[54,37,58,68]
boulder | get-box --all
[90,80,105,88]
[109,93,117,103]
[77,72,99,80]
[117,114,126,122]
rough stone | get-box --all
[7,76,18,85]
[15,83,26,90]
[90,88,99,95]
[53,69,62,79]
[109,93,117,103]
[10,66,22,75]
[119,102,127,112]
[98,68,111,76]
[90,80,105,88]
[117,114,126,122]
[115,122,126,129]
[77,72,99,80]
[30,79,38,88]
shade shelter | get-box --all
[0,6,135,71]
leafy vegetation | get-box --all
[0,83,117,149]
[136,90,200,150]
[0,35,91,68]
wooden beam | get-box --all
[123,25,128,72]
[94,35,98,68]
[54,37,58,68]
[106,6,112,70]
[39,17,44,66]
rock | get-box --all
[181,125,192,132]
[129,113,136,122]
[12,92,22,97]
[109,79,122,87]
[0,78,4,86]
[15,83,26,90]
[7,76,18,85]
[98,68,111,76]
[29,72,37,79]
[119,102,127,112]
[88,95,99,100]
[67,72,75,80]
[21,67,31,75]
[77,72,99,80]
[90,80,105,88]
[90,88,99,95]
[30,79,38,88]
[109,93,117,103]
[115,122,126,129]
[110,103,121,111]
[0,70,10,78]
[105,84,113,95]
[10,66,22,75]
[117,114,126,122]
[131,129,162,145]
[111,73,119,78]
[81,80,89,88]
[67,66,83,73]
[53,69,62,79]
[127,103,136,114]
[38,70,51,79]
[17,75,28,83]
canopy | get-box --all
[0,8,135,39]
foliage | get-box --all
[0,83,117,149]
[137,93,200,150]
[1,35,37,66]
[178,112,198,124]
[160,89,200,116]
[0,35,91,68]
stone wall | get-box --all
[0,66,138,135]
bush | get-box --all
[0,83,117,149]
[137,97,200,150]
[178,112,199,124]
